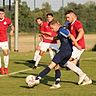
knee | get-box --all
[39,51,45,56]
[3,50,9,56]
[54,65,60,70]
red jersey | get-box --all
[40,22,57,44]
[69,20,85,49]
[0,17,12,42]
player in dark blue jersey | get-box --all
[29,20,91,89]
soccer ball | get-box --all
[26,75,36,87]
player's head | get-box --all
[0,8,5,20]
[64,10,77,23]
[36,17,43,26]
[49,20,60,32]
[46,13,54,23]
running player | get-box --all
[0,9,14,74]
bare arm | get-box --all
[42,34,53,40]
[9,25,15,36]
[41,31,52,36]
[68,34,81,50]
[76,28,84,41]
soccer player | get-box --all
[29,20,91,89]
[65,10,85,68]
[0,9,14,74]
[32,13,59,69]
[64,10,92,85]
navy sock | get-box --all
[36,67,51,80]
[55,69,61,84]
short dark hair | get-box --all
[36,17,43,22]
[64,9,76,15]
[46,13,53,17]
[0,8,5,12]
[49,20,59,26]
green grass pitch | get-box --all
[0,51,96,96]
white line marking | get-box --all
[0,57,96,78]
[0,68,32,77]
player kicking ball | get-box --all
[28,20,92,89]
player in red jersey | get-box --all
[64,10,92,85]
[32,13,59,69]
[0,9,14,74]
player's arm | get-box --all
[68,34,81,50]
[42,34,53,40]
[9,24,15,36]
[76,28,84,41]
[41,31,52,36]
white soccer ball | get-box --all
[26,75,36,87]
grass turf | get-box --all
[0,51,96,96]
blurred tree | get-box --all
[2,0,96,33]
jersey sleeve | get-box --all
[59,27,70,38]
[40,22,47,32]
[7,18,12,26]
[75,21,83,31]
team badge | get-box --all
[4,21,7,25]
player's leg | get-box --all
[66,46,84,70]
[33,42,50,69]
[32,50,66,87]
[66,61,92,85]
[0,55,2,74]
[28,46,40,64]
[31,61,57,86]
[48,48,54,60]
[50,50,71,89]
[71,46,84,66]
[33,50,45,69]
[33,41,43,62]
[49,43,59,60]
[76,59,80,67]
[27,50,39,64]
[27,42,42,63]
[0,42,2,74]
[2,41,9,74]
[50,65,61,89]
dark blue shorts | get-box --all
[52,50,72,67]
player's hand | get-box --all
[47,32,52,36]
[39,34,43,41]
[72,42,75,45]
[36,46,40,50]
[10,30,14,36]
[77,45,82,50]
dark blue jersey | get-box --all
[52,27,72,67]
[57,27,72,52]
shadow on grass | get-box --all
[14,60,48,68]
[14,61,34,68]
[20,85,35,89]
[61,80,77,85]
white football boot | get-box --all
[81,79,92,85]
[78,73,86,85]
[50,83,61,89]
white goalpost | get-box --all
[14,0,19,52]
